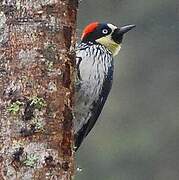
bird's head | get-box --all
[81,22,136,56]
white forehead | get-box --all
[107,23,117,30]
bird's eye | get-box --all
[102,29,108,34]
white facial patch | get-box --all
[107,23,118,31]
[96,23,122,56]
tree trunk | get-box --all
[0,0,78,179]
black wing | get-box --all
[74,70,113,151]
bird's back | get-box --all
[74,42,114,150]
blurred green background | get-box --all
[76,0,179,180]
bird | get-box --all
[74,22,135,151]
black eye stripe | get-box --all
[81,24,112,43]
[102,29,109,34]
[100,25,112,35]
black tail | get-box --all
[74,130,86,151]
[74,135,83,151]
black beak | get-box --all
[119,24,136,34]
[112,24,136,44]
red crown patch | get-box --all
[81,22,99,40]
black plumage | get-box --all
[74,42,114,151]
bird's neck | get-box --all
[95,36,121,56]
[107,43,121,56]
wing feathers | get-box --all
[74,43,113,150]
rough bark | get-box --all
[0,0,78,179]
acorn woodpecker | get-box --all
[74,22,135,151]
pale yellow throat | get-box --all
[96,36,121,56]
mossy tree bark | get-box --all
[0,0,78,179]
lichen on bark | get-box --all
[0,0,78,179]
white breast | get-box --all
[74,43,113,133]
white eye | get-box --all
[102,29,108,34]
